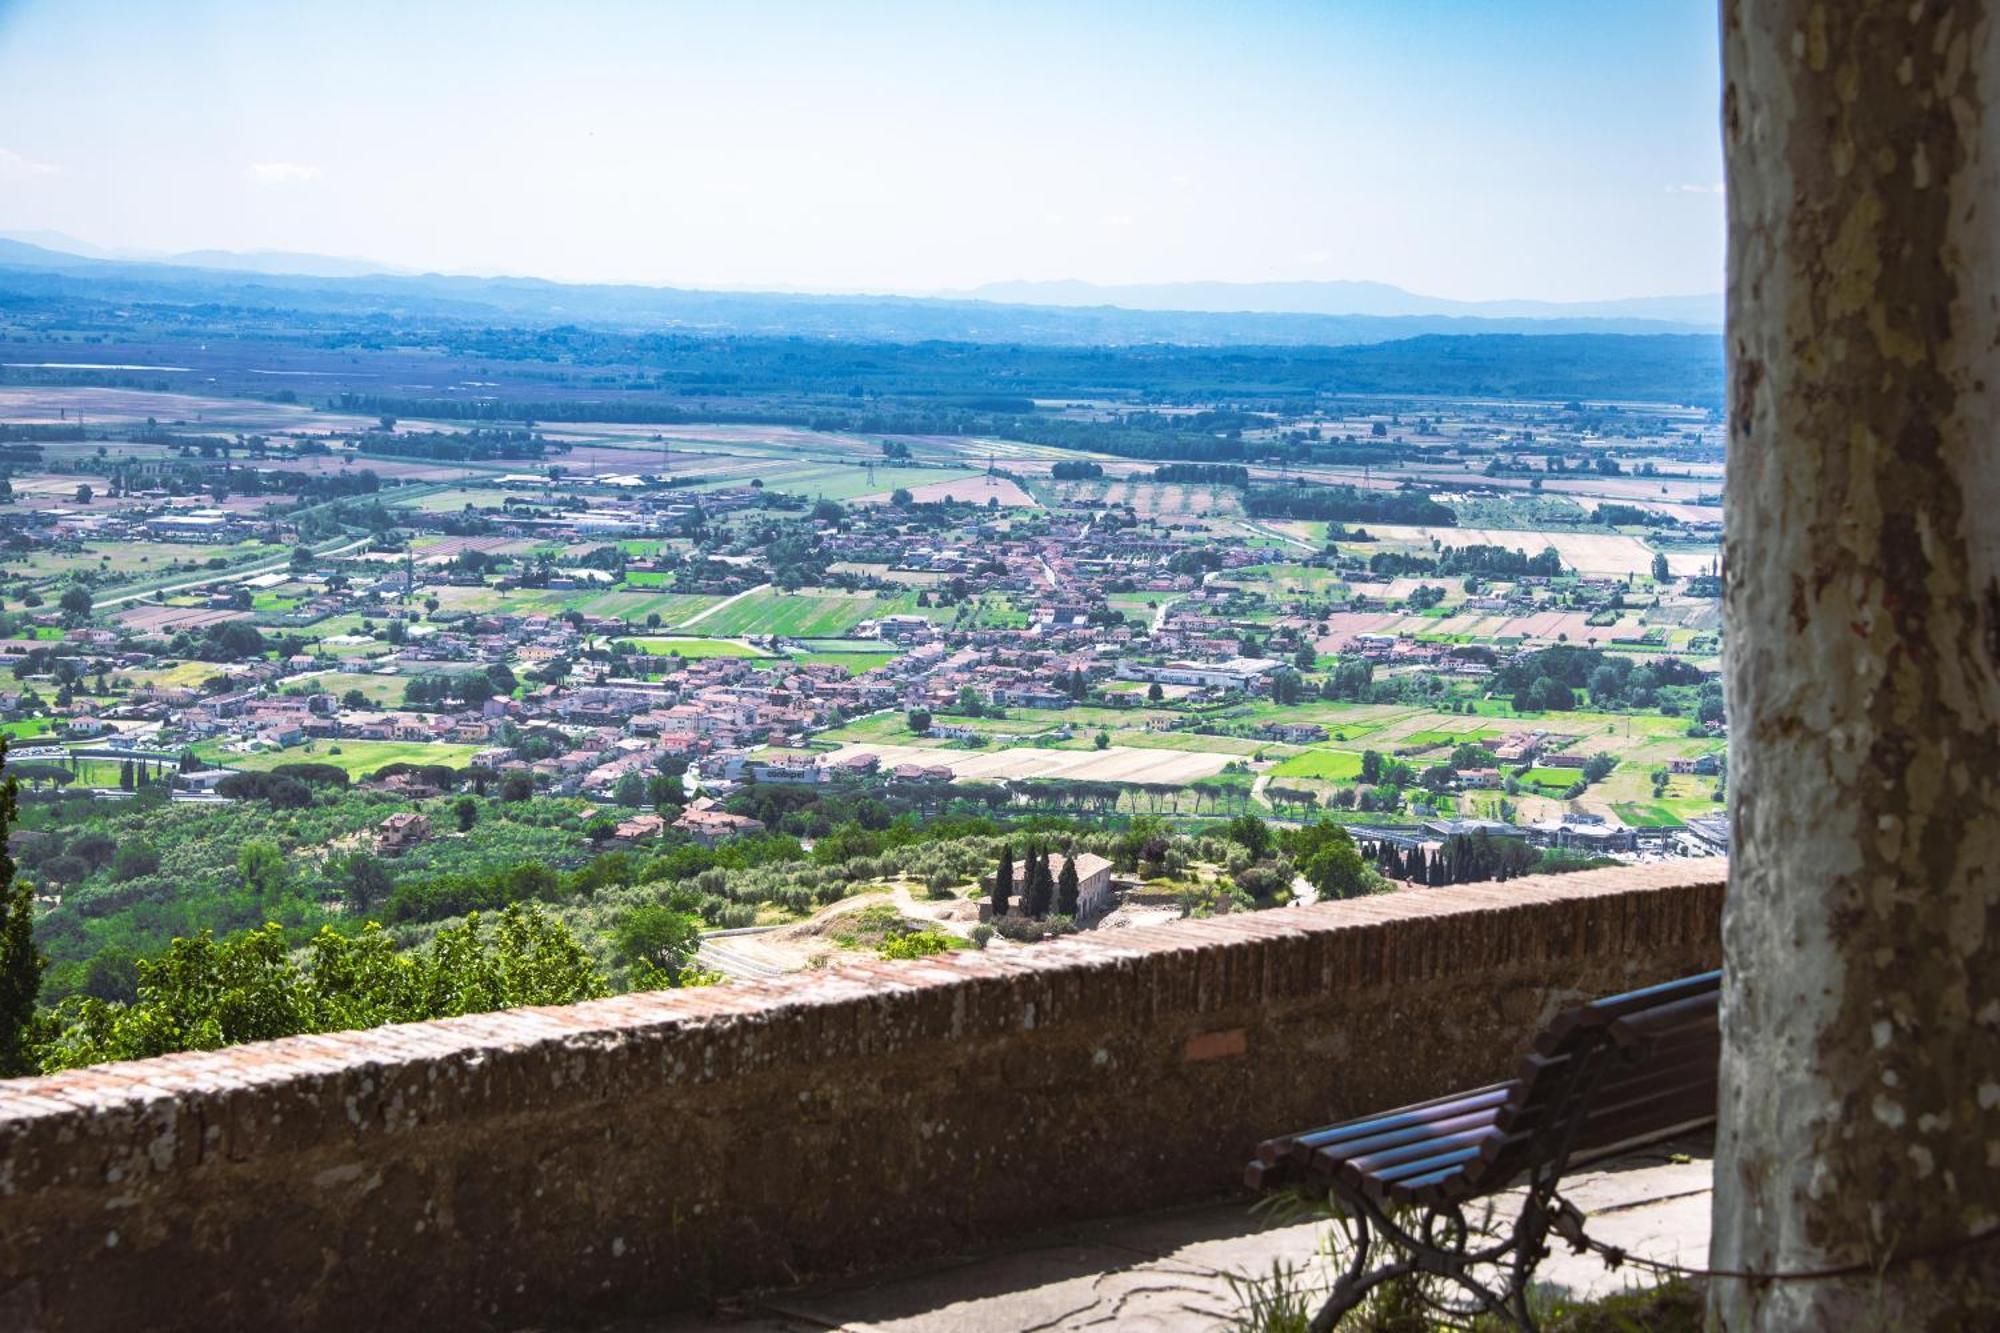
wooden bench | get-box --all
[1246,970,1721,1331]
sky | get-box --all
[0,0,1725,301]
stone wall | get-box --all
[0,861,1725,1331]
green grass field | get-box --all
[13,539,285,585]
[1613,802,1685,827]
[786,651,896,673]
[122,660,229,690]
[684,462,978,502]
[434,584,723,625]
[301,671,408,705]
[1269,749,1365,780]
[1395,727,1508,750]
[691,588,942,637]
[193,739,485,777]
[1239,563,1350,598]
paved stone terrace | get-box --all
[628,1138,1714,1332]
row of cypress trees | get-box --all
[1366,831,1541,886]
[990,843,1080,920]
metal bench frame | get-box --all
[1248,971,1721,1332]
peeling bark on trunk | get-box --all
[1716,2,2000,1328]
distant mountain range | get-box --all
[0,233,1722,348]
[0,231,409,278]
[956,279,1721,327]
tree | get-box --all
[906,707,932,735]
[81,947,140,1005]
[1650,551,1670,582]
[613,771,647,807]
[1023,845,1053,918]
[110,841,160,882]
[992,844,1013,919]
[1147,681,1164,703]
[1711,3,2000,1322]
[0,746,47,1077]
[342,689,369,710]
[1449,743,1494,770]
[119,758,135,791]
[334,852,392,915]
[1056,854,1080,918]
[1094,729,1111,750]
[890,488,913,506]
[74,483,93,505]
[1283,820,1376,901]
[453,796,479,832]
[58,585,92,617]
[237,840,289,906]
[1359,750,1385,784]
[1223,813,1275,859]
[500,770,535,802]
[34,907,606,1072]
[613,905,704,988]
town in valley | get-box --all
[0,285,1729,1008]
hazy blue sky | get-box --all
[0,0,1724,300]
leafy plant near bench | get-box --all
[1224,1194,1701,1332]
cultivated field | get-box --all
[859,474,1035,507]
[1360,525,1714,577]
[690,588,942,638]
[1039,478,1246,518]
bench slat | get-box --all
[1362,1143,1487,1195]
[1256,1083,1514,1166]
[1303,1107,1506,1173]
[1249,969,1722,1211]
[1532,970,1721,1056]
[1337,1124,1505,1177]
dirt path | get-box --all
[676,581,770,629]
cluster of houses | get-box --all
[0,462,1726,865]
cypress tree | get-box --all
[1056,853,1080,917]
[0,743,47,1077]
[1026,846,1053,918]
[120,758,135,791]
[993,844,1014,918]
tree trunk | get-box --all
[1716,2,2000,1327]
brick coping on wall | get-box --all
[0,859,1727,1332]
